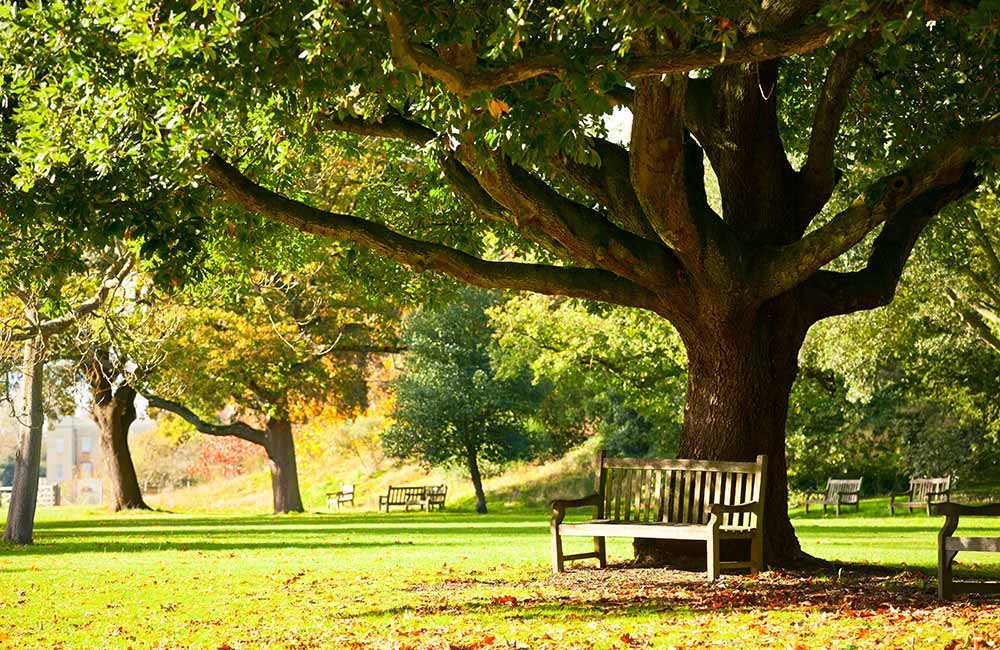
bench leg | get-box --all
[939,547,958,600]
[594,537,607,569]
[551,529,565,573]
[750,534,763,575]
[706,532,720,582]
[835,502,840,516]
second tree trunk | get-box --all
[266,418,304,513]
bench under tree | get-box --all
[378,485,447,512]
[890,477,951,516]
[935,502,1000,600]
[803,478,862,515]
[550,452,767,581]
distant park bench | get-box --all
[326,484,355,510]
[550,452,767,582]
[935,502,1000,599]
[1,484,60,507]
[378,485,447,512]
[891,477,951,516]
[803,478,862,515]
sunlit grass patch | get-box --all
[1,506,998,649]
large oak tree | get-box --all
[3,1,999,562]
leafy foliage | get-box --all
[385,288,549,511]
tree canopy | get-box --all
[2,0,1000,561]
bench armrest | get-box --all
[803,490,827,498]
[934,502,1000,517]
[550,493,601,527]
[708,502,760,528]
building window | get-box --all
[80,462,93,479]
[80,437,92,453]
[54,464,64,481]
[53,437,65,454]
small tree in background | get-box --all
[385,289,545,514]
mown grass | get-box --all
[2,499,1000,649]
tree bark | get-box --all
[466,446,487,514]
[3,337,45,545]
[91,383,149,512]
[634,294,810,567]
[265,418,304,514]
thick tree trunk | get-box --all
[265,419,304,514]
[635,297,810,567]
[3,337,45,545]
[467,446,487,514]
[92,384,149,512]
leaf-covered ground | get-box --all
[2,506,999,649]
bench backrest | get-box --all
[825,478,862,504]
[597,453,766,528]
[386,486,426,503]
[426,485,447,502]
[910,477,950,500]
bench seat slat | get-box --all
[945,537,1000,552]
[559,521,757,540]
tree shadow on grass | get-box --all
[0,538,443,555]
[30,510,543,531]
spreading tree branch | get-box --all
[624,22,837,79]
[798,32,881,219]
[629,76,696,252]
[144,394,269,448]
[8,254,133,342]
[378,0,838,95]
[757,113,1000,299]
[377,0,564,98]
[556,139,661,242]
[802,164,980,321]
[203,153,662,312]
[457,147,682,290]
[315,111,437,145]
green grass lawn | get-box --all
[2,500,999,649]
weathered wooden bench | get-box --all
[326,483,355,509]
[891,476,950,516]
[803,478,862,515]
[935,502,1000,599]
[1,484,59,507]
[425,485,447,511]
[378,485,447,512]
[550,452,767,581]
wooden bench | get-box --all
[1,484,59,507]
[425,485,447,511]
[935,502,1000,599]
[891,477,951,516]
[326,484,355,509]
[803,478,862,515]
[550,452,767,582]
[378,485,447,512]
